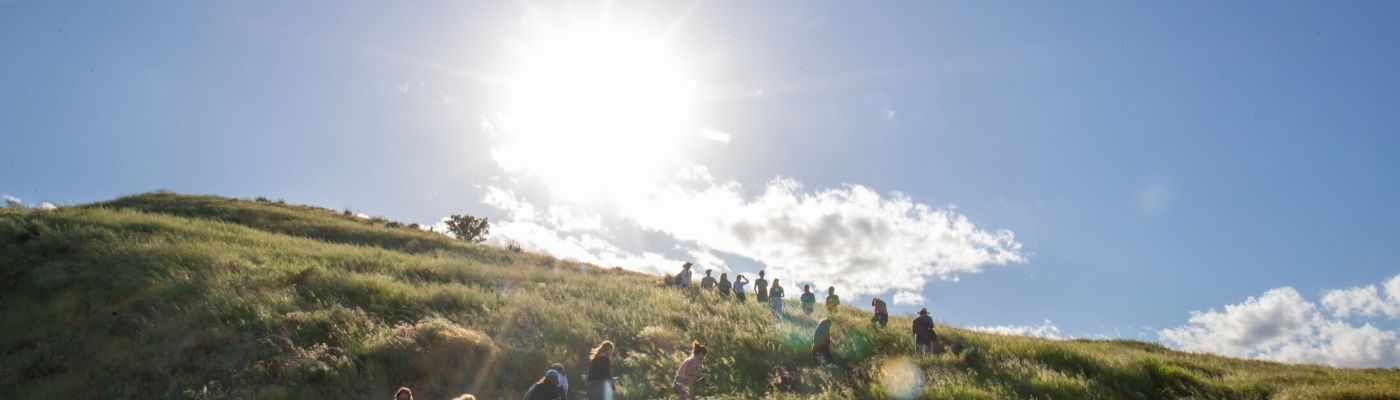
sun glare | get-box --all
[493,18,701,201]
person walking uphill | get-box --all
[912,308,937,354]
[769,279,786,317]
[522,369,565,400]
[754,271,769,303]
[673,341,709,400]
[825,287,841,313]
[733,275,749,302]
[716,273,732,299]
[586,341,617,400]
[800,285,817,314]
[871,297,888,328]
[700,269,716,290]
[812,318,833,363]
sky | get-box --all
[3,1,1400,367]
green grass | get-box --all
[1,192,1396,399]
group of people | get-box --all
[393,261,941,400]
[677,262,846,318]
[675,262,940,363]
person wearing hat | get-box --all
[700,269,716,290]
[674,262,694,287]
[522,369,566,400]
[870,297,889,328]
[912,307,937,354]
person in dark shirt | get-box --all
[716,273,732,299]
[586,341,616,400]
[870,298,888,328]
[769,278,786,317]
[800,285,817,314]
[754,271,769,303]
[522,369,565,400]
[812,318,833,363]
[700,269,716,290]
[912,308,937,354]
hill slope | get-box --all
[1,192,1396,399]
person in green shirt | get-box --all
[800,285,817,314]
[825,286,840,313]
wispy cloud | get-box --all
[1159,273,1400,367]
[698,127,732,143]
[969,320,1063,339]
[3,194,21,208]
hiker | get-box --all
[825,287,841,313]
[912,307,937,354]
[551,363,569,395]
[733,274,749,302]
[587,341,617,400]
[522,369,566,400]
[672,341,709,400]
[674,262,693,287]
[452,395,476,400]
[812,318,833,363]
[716,273,732,299]
[700,269,716,290]
[769,278,786,316]
[800,285,817,314]
[394,387,414,400]
[871,297,889,328]
[754,271,769,303]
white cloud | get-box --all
[485,219,677,275]
[687,247,729,273]
[1159,273,1400,368]
[1322,275,1400,318]
[37,202,56,210]
[892,291,925,306]
[698,127,732,143]
[354,213,370,219]
[4,194,22,208]
[970,320,1062,339]
[884,109,896,121]
[615,168,1024,298]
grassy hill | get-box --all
[1,192,1397,399]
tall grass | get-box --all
[0,193,1396,399]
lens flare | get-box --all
[879,357,924,400]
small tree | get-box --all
[445,214,490,243]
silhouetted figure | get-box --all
[912,308,937,354]
[755,271,769,303]
[717,273,732,299]
[825,286,841,313]
[700,269,716,290]
[769,278,786,317]
[800,285,817,314]
[587,341,617,400]
[871,298,888,328]
[733,275,749,302]
[812,318,833,363]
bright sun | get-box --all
[493,18,701,201]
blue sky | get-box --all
[4,2,1399,366]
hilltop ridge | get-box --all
[1,192,1396,399]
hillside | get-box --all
[1,192,1397,399]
